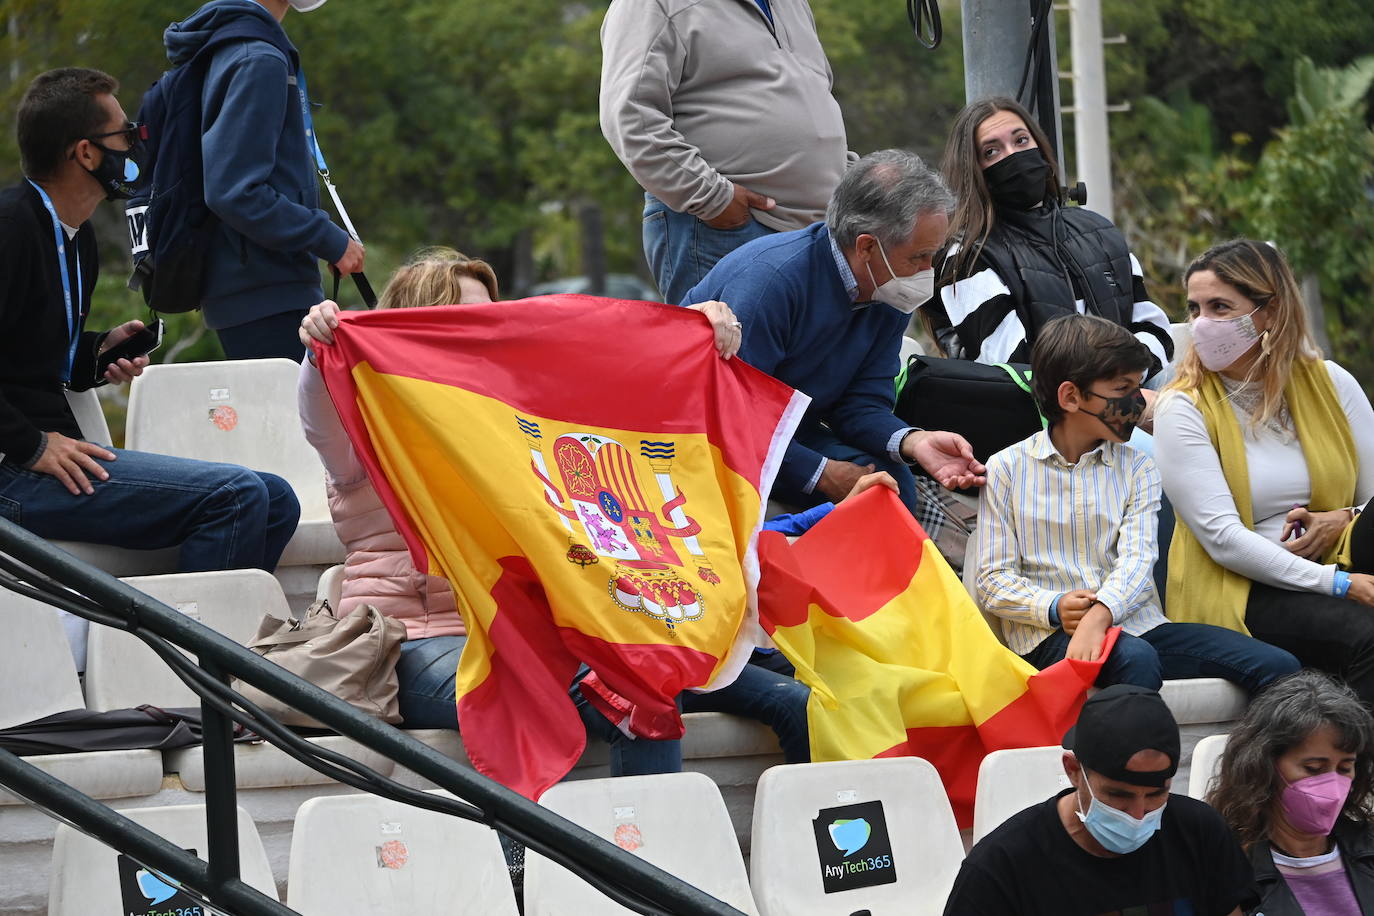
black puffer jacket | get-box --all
[930,200,1172,374]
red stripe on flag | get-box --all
[876,725,985,825]
[873,630,1119,826]
[455,557,586,799]
[786,485,926,623]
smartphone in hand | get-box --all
[97,318,164,377]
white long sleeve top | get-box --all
[1153,360,1374,596]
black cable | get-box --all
[0,572,681,916]
[907,0,942,50]
[1016,0,1055,106]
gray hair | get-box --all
[826,149,955,251]
[1208,670,1374,847]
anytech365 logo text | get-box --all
[812,801,898,893]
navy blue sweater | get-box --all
[684,223,909,494]
[165,1,349,329]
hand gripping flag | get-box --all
[315,295,807,798]
[758,485,1118,826]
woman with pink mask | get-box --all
[1154,239,1374,703]
[1209,671,1374,914]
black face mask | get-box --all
[83,141,143,201]
[983,148,1052,211]
[1081,388,1148,441]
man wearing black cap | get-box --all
[943,685,1251,915]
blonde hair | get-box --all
[1167,239,1321,428]
[376,246,500,310]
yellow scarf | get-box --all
[1166,358,1357,634]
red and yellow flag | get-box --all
[316,295,807,798]
[758,486,1117,825]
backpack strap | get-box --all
[994,362,1047,429]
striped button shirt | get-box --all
[974,429,1165,655]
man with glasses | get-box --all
[164,0,360,360]
[0,68,300,577]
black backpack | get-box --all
[895,355,1046,464]
[125,19,297,314]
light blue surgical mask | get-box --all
[1075,777,1165,854]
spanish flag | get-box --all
[758,485,1116,825]
[316,296,807,798]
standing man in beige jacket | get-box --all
[600,0,854,306]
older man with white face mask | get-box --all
[683,149,985,527]
[152,0,361,361]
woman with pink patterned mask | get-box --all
[1208,671,1374,915]
[1152,239,1374,707]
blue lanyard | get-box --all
[295,69,329,175]
[25,180,83,383]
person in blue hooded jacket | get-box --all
[165,0,363,360]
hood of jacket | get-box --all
[165,0,287,65]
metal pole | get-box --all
[1068,0,1113,219]
[200,659,242,891]
[960,0,1067,179]
[960,0,1030,103]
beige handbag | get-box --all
[233,599,406,728]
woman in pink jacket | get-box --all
[297,248,497,727]
[297,248,745,730]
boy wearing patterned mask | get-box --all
[944,685,1252,915]
[975,314,1298,692]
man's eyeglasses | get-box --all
[88,122,148,147]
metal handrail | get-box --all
[0,518,744,916]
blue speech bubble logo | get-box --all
[827,818,871,856]
[136,869,179,906]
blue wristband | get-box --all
[1334,570,1353,598]
[1048,593,1064,628]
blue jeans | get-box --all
[1021,622,1301,694]
[643,193,774,306]
[681,649,811,763]
[572,668,685,776]
[395,635,467,729]
[0,447,299,573]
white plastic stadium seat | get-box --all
[1187,732,1229,800]
[47,804,276,915]
[972,746,1069,842]
[749,758,963,916]
[125,358,345,567]
[65,388,113,446]
[960,524,1008,647]
[85,570,287,711]
[1158,678,1247,726]
[525,772,758,916]
[0,589,163,805]
[0,590,86,728]
[287,792,518,914]
[316,563,345,609]
[84,570,396,791]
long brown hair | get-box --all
[1207,671,1374,850]
[377,246,500,310]
[939,96,1062,283]
[1166,239,1319,429]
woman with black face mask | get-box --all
[922,98,1173,388]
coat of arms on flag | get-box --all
[316,295,807,797]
